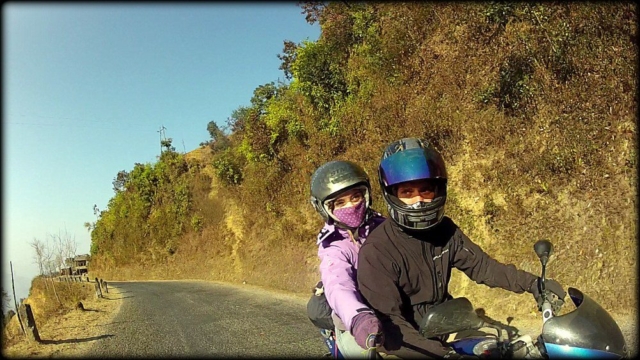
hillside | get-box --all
[87,2,637,322]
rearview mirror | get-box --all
[418,297,484,338]
[534,240,554,266]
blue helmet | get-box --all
[378,138,447,231]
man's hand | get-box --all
[530,278,566,311]
[351,312,384,349]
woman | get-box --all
[308,160,386,357]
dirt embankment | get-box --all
[2,278,123,358]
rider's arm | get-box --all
[319,243,372,330]
[358,242,453,358]
[450,224,538,293]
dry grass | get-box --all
[11,278,95,331]
[2,282,122,358]
[184,146,214,163]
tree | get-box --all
[291,39,349,115]
[227,106,252,133]
[84,204,102,233]
[278,40,298,80]
[250,82,279,114]
[49,228,78,274]
[2,289,16,327]
[161,138,175,152]
[28,236,62,304]
[299,1,326,25]
[112,170,130,193]
[2,288,11,315]
[31,233,68,304]
[206,121,230,151]
[29,237,53,277]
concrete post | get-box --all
[94,280,103,299]
[18,304,41,342]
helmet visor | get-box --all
[323,185,369,213]
[380,148,447,187]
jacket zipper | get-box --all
[422,242,440,303]
[434,250,442,303]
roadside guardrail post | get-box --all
[18,304,41,343]
[94,277,103,299]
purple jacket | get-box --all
[316,212,386,330]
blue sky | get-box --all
[2,3,320,306]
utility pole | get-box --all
[157,125,167,155]
[10,261,26,336]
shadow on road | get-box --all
[104,296,134,300]
[40,334,115,345]
[82,308,105,313]
[55,319,152,330]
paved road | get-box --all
[83,280,327,358]
[82,280,637,358]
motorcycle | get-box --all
[417,239,629,358]
[319,239,628,358]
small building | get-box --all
[73,254,90,275]
[62,254,90,275]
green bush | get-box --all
[212,150,244,186]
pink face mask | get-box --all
[332,200,367,228]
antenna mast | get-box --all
[157,125,167,154]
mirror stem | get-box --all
[539,264,547,299]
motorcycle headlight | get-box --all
[472,339,498,356]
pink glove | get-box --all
[350,312,384,349]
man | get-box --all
[357,137,566,359]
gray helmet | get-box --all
[310,160,372,229]
[378,137,447,232]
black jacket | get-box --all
[357,216,538,358]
